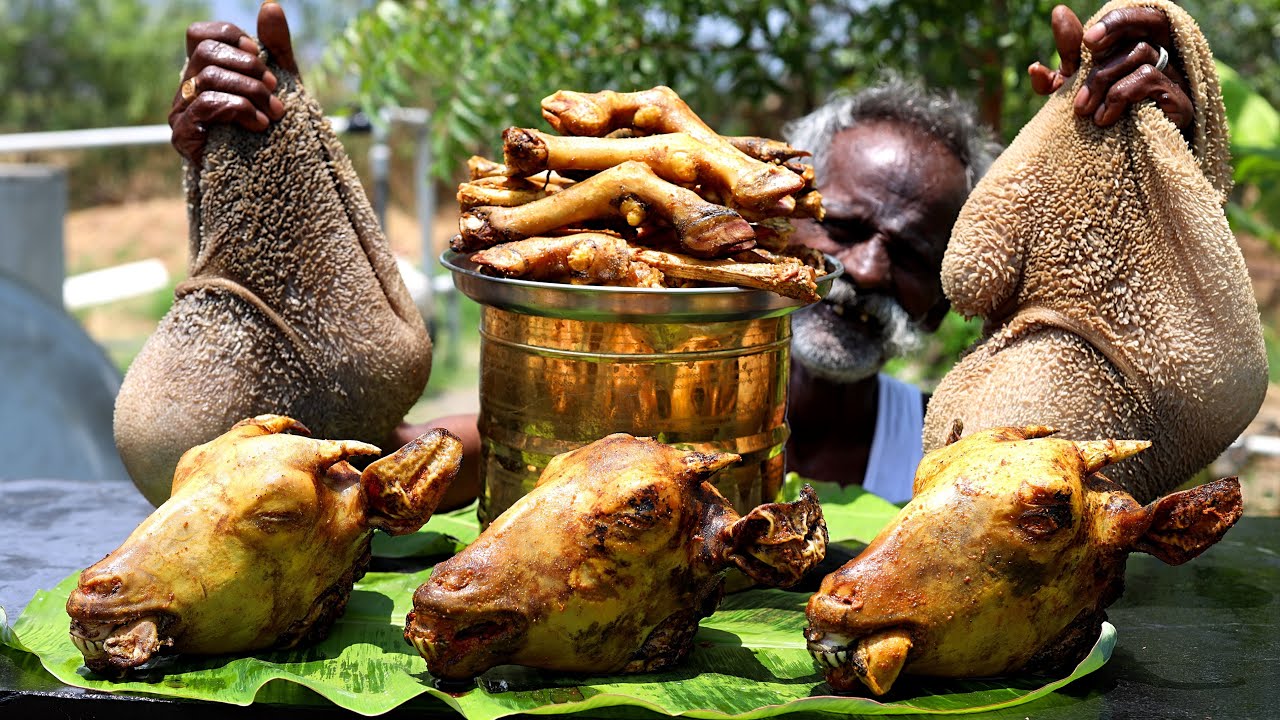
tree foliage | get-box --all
[0,0,204,132]
[1181,0,1280,110]
[327,0,1088,181]
[0,0,207,204]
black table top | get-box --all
[2,476,1277,720]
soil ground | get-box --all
[64,196,1280,515]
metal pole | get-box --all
[369,120,391,232]
[411,114,435,330]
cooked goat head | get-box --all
[68,414,461,673]
[805,425,1241,695]
[404,433,827,681]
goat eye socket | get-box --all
[1019,511,1061,537]
[253,509,304,533]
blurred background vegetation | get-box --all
[2,0,1278,389]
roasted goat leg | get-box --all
[467,155,508,179]
[631,246,820,302]
[455,161,756,258]
[470,233,821,298]
[504,128,803,213]
[728,136,810,164]
[471,233,635,285]
[541,87,804,212]
[457,175,560,209]
[544,86,736,146]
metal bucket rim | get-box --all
[442,250,843,323]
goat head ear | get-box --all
[362,429,464,536]
[1133,478,1243,565]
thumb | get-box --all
[1050,5,1083,78]
[257,0,299,78]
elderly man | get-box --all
[168,3,1193,507]
[781,4,1195,502]
[780,80,997,503]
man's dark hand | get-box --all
[1028,4,1193,131]
[168,1,298,163]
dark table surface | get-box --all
[2,476,1277,720]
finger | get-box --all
[186,37,269,83]
[169,109,209,163]
[1028,62,1066,95]
[1093,65,1192,128]
[258,0,299,78]
[169,90,274,162]
[185,21,254,58]
[1075,41,1162,117]
[1050,5,1084,77]
[190,91,271,132]
[1082,7,1173,58]
[186,65,284,119]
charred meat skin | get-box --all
[404,433,827,681]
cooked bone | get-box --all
[728,136,811,164]
[540,87,804,213]
[455,161,756,258]
[631,247,820,302]
[544,86,733,145]
[503,128,803,212]
[457,176,558,209]
[471,235,585,280]
[471,233,631,284]
[467,155,507,179]
[793,190,825,220]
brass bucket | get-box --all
[443,251,840,526]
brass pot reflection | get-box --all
[478,308,790,524]
[442,250,840,527]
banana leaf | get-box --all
[372,501,484,559]
[6,573,1113,717]
[781,473,904,545]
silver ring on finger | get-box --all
[1153,44,1169,73]
[180,76,199,103]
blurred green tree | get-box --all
[0,0,203,131]
[0,0,207,204]
[1182,0,1280,110]
[327,0,1087,181]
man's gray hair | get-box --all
[783,75,1000,192]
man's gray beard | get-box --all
[791,279,925,384]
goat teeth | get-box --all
[809,648,846,668]
[70,633,107,658]
[836,650,848,664]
